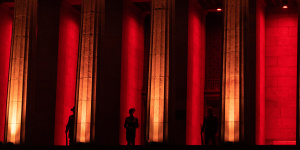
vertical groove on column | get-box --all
[222,0,243,143]
[147,0,173,143]
[75,0,104,143]
[5,0,37,144]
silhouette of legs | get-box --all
[68,133,74,146]
[69,139,73,146]
[126,139,135,145]
[126,131,136,146]
[205,135,210,145]
[211,136,216,145]
[205,134,216,145]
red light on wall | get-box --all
[120,0,144,145]
[255,0,266,145]
[283,5,288,9]
[54,1,79,145]
[217,8,222,11]
[264,7,297,145]
[0,4,12,142]
[186,0,205,145]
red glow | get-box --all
[217,8,222,11]
[256,0,265,145]
[283,5,288,9]
[265,7,297,145]
[186,0,205,145]
[120,0,144,145]
[273,141,296,145]
[0,4,12,142]
[54,1,80,145]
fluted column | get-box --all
[147,0,173,143]
[222,0,245,143]
[75,0,104,143]
[5,0,37,144]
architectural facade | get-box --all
[0,0,299,146]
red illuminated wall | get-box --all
[256,0,265,145]
[54,1,80,145]
[120,0,145,145]
[0,3,12,142]
[186,0,206,145]
[265,7,297,145]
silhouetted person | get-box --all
[201,107,218,145]
[124,108,139,146]
[65,107,75,146]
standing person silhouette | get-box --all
[124,108,139,145]
[201,107,218,145]
[65,107,75,146]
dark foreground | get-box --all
[0,144,300,150]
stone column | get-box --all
[147,0,173,143]
[222,0,246,143]
[297,0,300,145]
[75,0,104,143]
[5,0,37,144]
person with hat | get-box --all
[65,107,75,146]
[124,108,139,145]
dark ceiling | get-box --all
[0,0,13,2]
[1,0,81,3]
[1,0,298,10]
[264,0,298,7]
[133,2,151,12]
[198,0,223,9]
[64,0,150,12]
[65,0,81,5]
[198,0,298,9]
